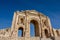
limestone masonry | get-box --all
[0,10,60,40]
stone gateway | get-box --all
[0,10,60,40]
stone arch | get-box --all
[30,19,39,37]
[44,29,49,38]
[18,27,23,37]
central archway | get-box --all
[30,20,39,37]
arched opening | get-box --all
[30,23,35,37]
[18,27,23,37]
[30,20,39,37]
[44,29,49,38]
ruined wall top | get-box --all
[14,10,47,18]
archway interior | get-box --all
[44,29,49,38]
[18,27,23,37]
[30,20,39,37]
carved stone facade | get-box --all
[0,10,60,40]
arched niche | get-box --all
[44,29,49,38]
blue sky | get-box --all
[0,0,60,29]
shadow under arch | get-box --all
[44,29,49,38]
[30,20,39,37]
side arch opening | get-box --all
[44,29,49,38]
[18,27,23,37]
